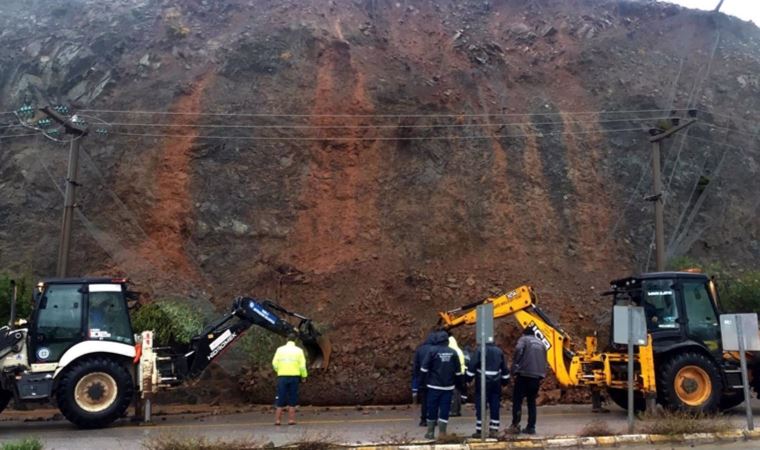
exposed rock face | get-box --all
[0,0,758,404]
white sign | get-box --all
[720,314,760,352]
[613,305,648,345]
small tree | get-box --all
[0,275,34,325]
[130,300,204,346]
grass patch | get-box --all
[280,432,343,450]
[579,420,616,437]
[377,432,416,445]
[435,433,465,444]
[143,436,258,450]
[2,439,43,450]
[640,411,731,435]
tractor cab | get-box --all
[610,272,721,356]
[29,278,135,364]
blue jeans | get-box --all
[275,376,300,407]
[426,388,453,424]
[474,382,502,432]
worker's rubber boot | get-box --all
[425,422,436,439]
[438,421,448,436]
[274,408,283,426]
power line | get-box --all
[103,116,670,130]
[683,134,752,153]
[697,108,758,126]
[80,107,690,118]
[109,126,647,141]
[695,122,760,139]
[0,133,40,140]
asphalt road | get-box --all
[1,400,758,449]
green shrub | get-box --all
[717,271,760,314]
[0,274,34,325]
[1,438,43,450]
[130,300,204,346]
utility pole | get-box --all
[41,106,89,277]
[647,115,696,272]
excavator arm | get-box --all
[438,285,656,394]
[438,286,581,386]
[144,297,331,389]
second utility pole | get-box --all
[41,106,89,277]
[647,116,696,271]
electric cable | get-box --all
[80,107,690,118]
[101,116,669,130]
[108,127,647,141]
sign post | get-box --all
[476,304,494,440]
[720,313,759,431]
[613,305,647,434]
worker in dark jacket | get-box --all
[507,327,548,435]
[420,330,463,439]
[467,341,510,438]
[412,331,436,426]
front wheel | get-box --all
[56,357,134,428]
[658,352,722,413]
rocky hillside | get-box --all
[0,0,758,404]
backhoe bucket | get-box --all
[298,321,332,369]
[303,335,332,369]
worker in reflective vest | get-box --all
[272,333,308,425]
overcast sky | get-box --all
[661,0,759,24]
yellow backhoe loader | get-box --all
[438,272,759,412]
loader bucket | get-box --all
[298,321,332,369]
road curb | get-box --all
[351,428,759,449]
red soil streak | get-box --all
[136,73,214,281]
[287,43,382,274]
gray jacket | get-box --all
[511,334,548,379]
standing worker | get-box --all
[507,328,548,435]
[412,331,436,426]
[467,340,510,438]
[272,333,308,426]
[420,330,463,439]
[448,334,466,417]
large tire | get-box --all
[658,352,722,413]
[0,389,11,414]
[56,357,134,429]
[607,388,647,412]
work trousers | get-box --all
[474,382,502,432]
[512,375,541,429]
[426,388,453,425]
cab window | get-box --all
[88,290,133,344]
[682,281,720,345]
[642,280,679,331]
[35,284,84,361]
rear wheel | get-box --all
[658,352,722,413]
[57,357,134,428]
[0,389,11,414]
